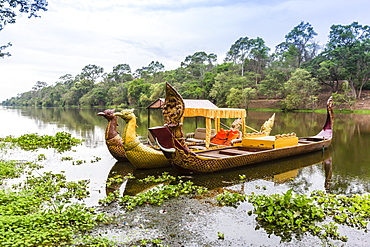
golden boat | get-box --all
[149,83,334,174]
[103,98,272,169]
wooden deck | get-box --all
[194,139,319,159]
[196,147,257,159]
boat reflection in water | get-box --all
[105,147,333,197]
[324,156,333,192]
[189,147,333,190]
[105,162,176,197]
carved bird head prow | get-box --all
[114,109,136,122]
[98,109,116,120]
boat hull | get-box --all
[169,138,331,173]
[105,135,129,162]
[125,143,170,169]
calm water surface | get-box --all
[0,106,369,246]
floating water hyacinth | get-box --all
[0,131,83,152]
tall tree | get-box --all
[225,37,250,76]
[275,22,319,68]
[0,0,48,58]
[32,81,48,91]
[181,51,217,78]
[247,37,271,83]
[225,37,270,78]
[79,64,104,82]
[127,79,151,106]
[135,61,165,79]
[210,71,254,106]
[110,63,132,83]
[324,22,370,98]
[147,61,165,74]
[57,74,75,89]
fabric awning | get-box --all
[147,98,247,148]
[183,108,246,119]
[147,98,218,109]
[182,107,247,148]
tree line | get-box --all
[2,21,370,110]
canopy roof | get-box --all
[147,98,218,110]
[147,98,246,118]
[150,93,247,147]
[184,107,246,119]
[183,107,247,148]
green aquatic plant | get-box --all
[132,238,165,247]
[61,156,73,161]
[138,172,177,183]
[98,190,121,206]
[249,189,326,242]
[0,160,24,181]
[18,172,90,203]
[254,185,267,190]
[101,172,183,207]
[216,190,247,208]
[116,180,208,211]
[312,191,370,230]
[0,160,41,182]
[106,174,125,187]
[105,172,135,187]
[0,203,110,247]
[37,153,46,160]
[90,156,101,163]
[72,160,86,165]
[0,142,6,150]
[217,231,225,240]
[231,189,370,244]
[0,171,113,246]
[0,131,83,152]
[0,133,116,246]
[247,189,370,243]
[239,174,247,181]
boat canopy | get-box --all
[147,98,247,148]
[183,107,246,118]
[183,107,247,147]
[147,98,218,109]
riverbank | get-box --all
[249,90,370,112]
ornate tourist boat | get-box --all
[100,96,272,168]
[149,83,334,174]
[99,106,272,169]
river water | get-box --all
[0,106,369,246]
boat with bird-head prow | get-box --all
[149,83,334,174]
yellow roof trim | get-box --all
[183,108,246,119]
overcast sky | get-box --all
[0,0,369,102]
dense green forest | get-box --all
[2,21,370,110]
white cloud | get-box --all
[1,0,370,102]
